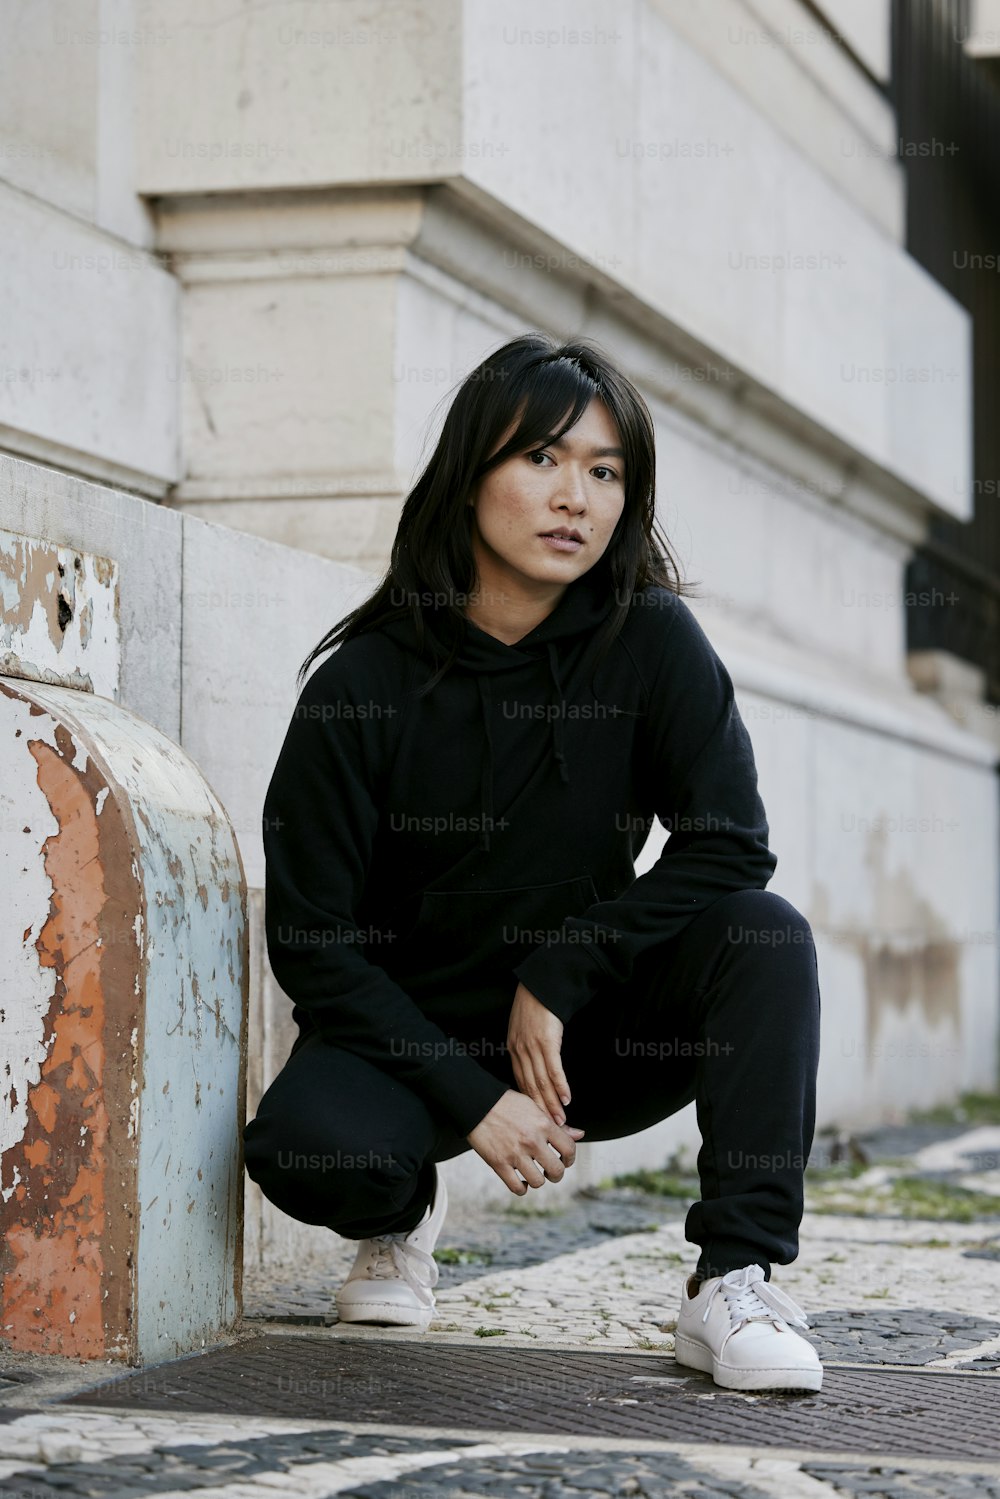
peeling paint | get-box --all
[0,530,120,697]
[0,681,140,1360]
[1,675,248,1365]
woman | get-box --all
[243,332,823,1393]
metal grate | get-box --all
[60,1334,1000,1461]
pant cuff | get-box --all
[694,1242,773,1283]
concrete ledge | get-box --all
[0,182,179,489]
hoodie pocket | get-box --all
[399,874,601,1002]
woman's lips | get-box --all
[539,533,583,552]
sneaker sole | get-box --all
[334,1298,434,1330]
[674,1332,823,1392]
[332,1166,447,1334]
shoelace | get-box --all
[365,1233,440,1301]
[701,1263,810,1332]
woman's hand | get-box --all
[466,1089,585,1195]
[507,981,573,1125]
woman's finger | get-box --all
[545,1047,572,1111]
[529,1043,567,1124]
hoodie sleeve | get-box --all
[511,591,777,1025]
[263,646,511,1139]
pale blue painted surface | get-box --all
[21,681,247,1363]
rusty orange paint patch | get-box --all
[27,1080,59,1135]
[22,1139,51,1170]
[1,710,143,1362]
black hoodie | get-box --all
[262,552,777,1138]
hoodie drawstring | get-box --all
[475,642,570,853]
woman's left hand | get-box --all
[507,982,572,1126]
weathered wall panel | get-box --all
[0,527,120,697]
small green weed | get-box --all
[810,1174,1000,1223]
[433,1246,493,1266]
[603,1168,700,1199]
[889,1177,1000,1222]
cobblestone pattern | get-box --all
[1,1408,999,1498]
[334,1450,774,1499]
[243,1188,688,1323]
[0,1429,773,1499]
[802,1463,1000,1498]
[244,1205,1000,1368]
[806,1308,1000,1366]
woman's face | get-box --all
[467,397,627,598]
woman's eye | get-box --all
[527,451,619,481]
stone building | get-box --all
[2,0,997,1304]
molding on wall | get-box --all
[156,182,938,560]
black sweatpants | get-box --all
[243,888,821,1282]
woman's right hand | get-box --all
[466,1089,585,1194]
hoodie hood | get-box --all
[382,553,619,851]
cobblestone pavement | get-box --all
[2,1111,1000,1496]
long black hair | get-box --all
[296,331,700,694]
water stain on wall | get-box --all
[812,819,961,1060]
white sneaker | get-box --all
[673,1262,823,1392]
[334,1167,448,1331]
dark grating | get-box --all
[58,1334,1000,1460]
